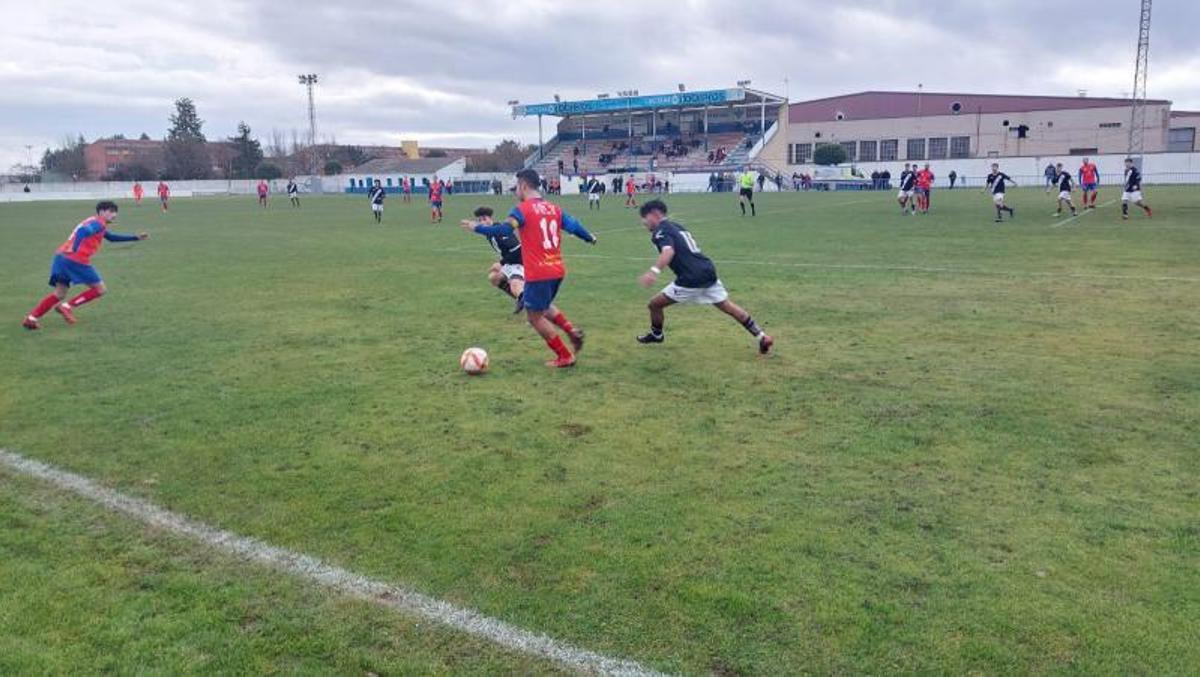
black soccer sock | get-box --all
[650,323,663,336]
[750,202,756,216]
[497,278,511,295]
[740,202,746,215]
[1122,203,1129,215]
[996,206,1003,220]
[1005,206,1014,214]
[741,316,763,338]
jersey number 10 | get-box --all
[539,218,560,249]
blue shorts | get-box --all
[48,254,101,287]
[1082,183,1098,192]
[523,278,562,312]
[431,200,443,209]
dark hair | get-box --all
[1124,157,1134,162]
[96,201,119,213]
[515,168,540,189]
[473,206,494,218]
[639,199,668,217]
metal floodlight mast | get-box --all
[1128,0,1152,159]
[298,73,319,174]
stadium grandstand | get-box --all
[512,87,787,179]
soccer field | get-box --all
[1,187,1198,674]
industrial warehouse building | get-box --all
[770,91,1197,167]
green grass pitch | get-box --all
[1,187,1198,674]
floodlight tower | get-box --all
[1127,0,1152,159]
[298,74,319,173]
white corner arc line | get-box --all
[0,449,665,677]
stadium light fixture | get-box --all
[507,99,520,106]
[678,83,686,92]
[554,94,561,103]
[596,93,610,100]
[737,79,752,88]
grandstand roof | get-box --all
[1171,110,1200,118]
[350,157,459,174]
[788,91,1172,124]
[514,88,785,118]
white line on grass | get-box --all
[565,253,1199,284]
[1051,198,1119,228]
[0,449,664,677]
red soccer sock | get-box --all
[546,335,572,360]
[29,293,60,319]
[551,312,575,334]
[65,288,102,309]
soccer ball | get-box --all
[460,347,489,375]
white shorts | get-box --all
[1122,191,1143,203]
[588,193,601,202]
[500,264,525,280]
[662,280,728,305]
[371,203,384,212]
[1058,191,1073,201]
[992,193,1006,205]
[898,190,913,200]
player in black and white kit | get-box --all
[635,200,773,354]
[1121,158,1153,220]
[1053,163,1077,217]
[897,163,916,214]
[368,180,386,223]
[286,178,300,208]
[586,176,604,210]
[984,163,1016,223]
[461,206,526,313]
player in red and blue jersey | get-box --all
[501,169,597,368]
[1078,158,1100,209]
[429,177,444,223]
[22,201,149,330]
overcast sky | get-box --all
[1,0,1198,168]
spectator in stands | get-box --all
[756,173,766,192]
[709,173,718,192]
[573,157,579,174]
[881,169,892,189]
[948,170,958,189]
[558,159,565,174]
[774,174,783,192]
[1044,163,1057,192]
[871,170,880,189]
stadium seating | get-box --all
[531,131,760,177]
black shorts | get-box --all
[739,187,754,199]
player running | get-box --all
[737,168,756,216]
[1078,158,1100,209]
[21,201,149,330]
[460,206,526,314]
[624,175,638,209]
[915,164,934,213]
[984,163,1017,223]
[256,179,269,208]
[286,178,300,207]
[429,177,444,222]
[500,169,597,368]
[897,163,917,214]
[368,180,386,223]
[1121,158,1152,220]
[1053,163,1077,217]
[132,181,144,205]
[156,181,170,212]
[635,200,773,354]
[402,177,412,203]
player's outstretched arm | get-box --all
[639,246,675,288]
[561,212,597,244]
[104,231,148,242]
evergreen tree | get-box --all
[228,121,264,179]
[163,98,211,179]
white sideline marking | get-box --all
[0,449,663,677]
[1051,198,1119,228]
[566,253,1199,284]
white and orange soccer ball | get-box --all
[460,347,489,375]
